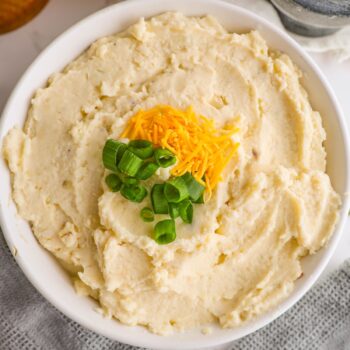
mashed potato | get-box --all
[3,13,340,334]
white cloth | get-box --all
[226,0,350,62]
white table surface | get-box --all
[0,0,349,347]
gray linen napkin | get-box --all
[1,228,350,350]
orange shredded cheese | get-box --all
[120,105,239,195]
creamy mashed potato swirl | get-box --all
[3,13,340,334]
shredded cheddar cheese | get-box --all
[120,105,239,195]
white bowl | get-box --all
[0,0,349,349]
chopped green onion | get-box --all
[123,177,139,185]
[153,219,176,245]
[181,172,205,201]
[151,184,168,214]
[118,149,143,176]
[105,174,122,192]
[117,143,127,162]
[169,203,179,219]
[164,177,189,203]
[120,183,148,202]
[136,162,159,180]
[179,199,193,224]
[140,207,154,222]
[128,140,154,159]
[192,193,204,204]
[154,148,176,168]
[102,139,125,172]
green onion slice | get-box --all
[179,199,193,224]
[128,140,154,159]
[164,177,189,203]
[123,177,139,185]
[169,203,179,219]
[120,183,148,202]
[102,139,125,172]
[117,143,127,162]
[140,207,154,222]
[151,184,169,214]
[105,174,122,192]
[153,219,176,245]
[154,148,176,168]
[136,162,159,180]
[118,149,143,176]
[192,193,204,204]
[181,172,205,202]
